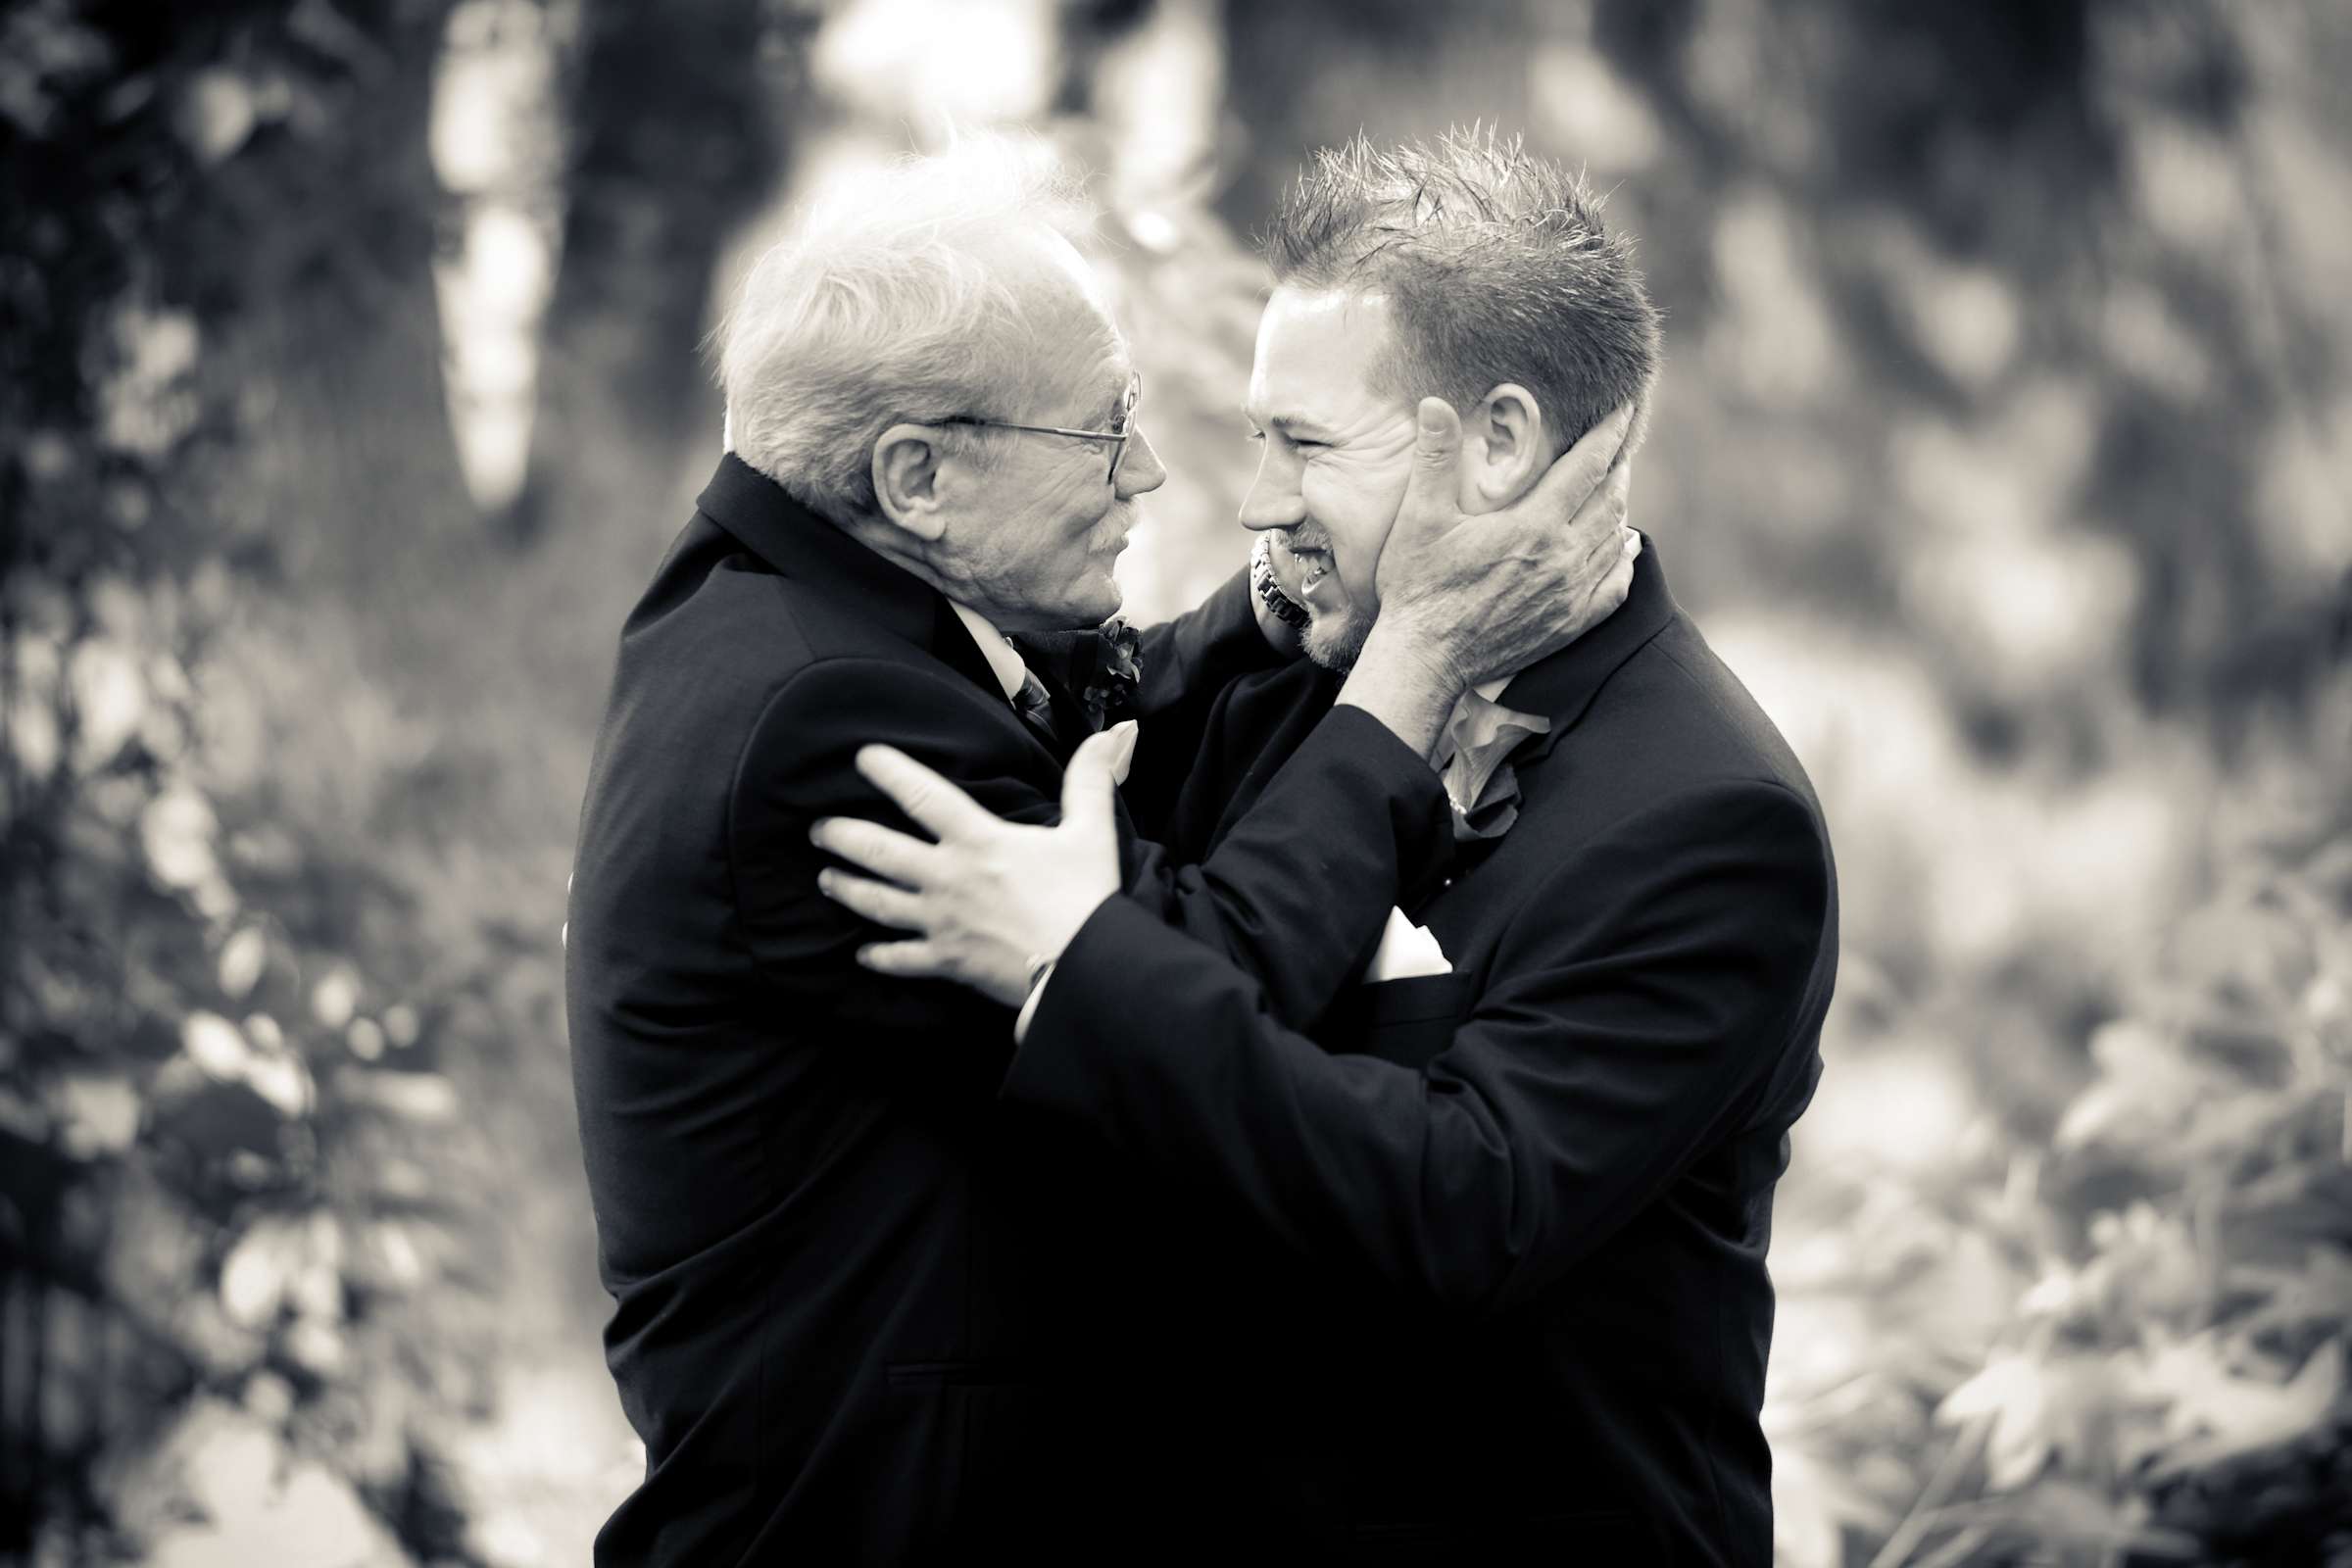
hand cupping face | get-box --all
[1372,400,1638,691]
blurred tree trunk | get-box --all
[205,0,485,678]
[1214,0,1528,232]
[509,0,794,551]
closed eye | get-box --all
[1247,428,1325,452]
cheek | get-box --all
[1045,475,1108,539]
[1305,474,1394,606]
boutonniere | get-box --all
[1078,615,1144,729]
[1440,698,1548,844]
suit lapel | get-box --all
[1497,534,1680,764]
[695,452,1013,710]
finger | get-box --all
[1060,720,1135,836]
[1586,550,1637,617]
[816,869,928,933]
[1525,402,1634,518]
[808,815,934,888]
[1109,717,1139,785]
[856,940,953,979]
[1390,398,1463,541]
[1579,401,1636,469]
[853,745,996,842]
[1085,716,1140,789]
[1566,466,1633,566]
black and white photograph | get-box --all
[3,1,2349,1563]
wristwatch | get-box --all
[1250,532,1312,630]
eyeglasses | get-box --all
[942,372,1142,485]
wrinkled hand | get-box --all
[809,722,1137,1007]
[1373,400,1637,690]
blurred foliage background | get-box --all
[2,1,2347,1563]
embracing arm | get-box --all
[744,654,1448,1042]
[1003,779,1835,1317]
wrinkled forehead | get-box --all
[989,225,1133,416]
[1246,285,1401,423]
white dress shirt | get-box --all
[948,599,1030,703]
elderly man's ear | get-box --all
[1463,384,1549,514]
[871,424,951,541]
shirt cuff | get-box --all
[1012,958,1056,1044]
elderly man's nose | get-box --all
[1116,427,1167,498]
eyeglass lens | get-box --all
[1109,374,1142,483]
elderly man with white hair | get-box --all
[564,140,1632,1563]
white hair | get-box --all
[714,136,1104,519]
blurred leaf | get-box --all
[1947,1479,2202,1556]
[313,968,361,1030]
[174,67,258,166]
[182,1011,252,1080]
[142,785,221,891]
[380,1003,421,1049]
[244,1052,316,1118]
[218,927,270,1000]
[1773,1441,1896,1568]
[68,636,148,771]
[347,1017,385,1060]
[2138,1335,2345,1478]
[49,1069,143,1158]
[1937,1350,2090,1492]
[220,1217,303,1328]
[2226,1158,2352,1255]
[2055,1020,2215,1153]
[285,1315,348,1378]
[336,1069,460,1122]
[2230,1250,2352,1341]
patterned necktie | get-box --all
[1012,668,1061,751]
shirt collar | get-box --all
[947,600,1030,703]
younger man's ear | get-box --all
[1466,384,1547,511]
[871,424,950,541]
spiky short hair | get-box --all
[1264,128,1661,459]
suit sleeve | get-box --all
[1113,704,1453,1028]
[1003,779,1834,1317]
[729,655,1449,1065]
[726,658,1062,1092]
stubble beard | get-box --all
[1301,602,1375,674]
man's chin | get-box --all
[1301,610,1370,674]
[1062,579,1123,631]
[1084,575,1125,625]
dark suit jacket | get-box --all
[1008,539,1838,1564]
[564,455,1452,1563]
